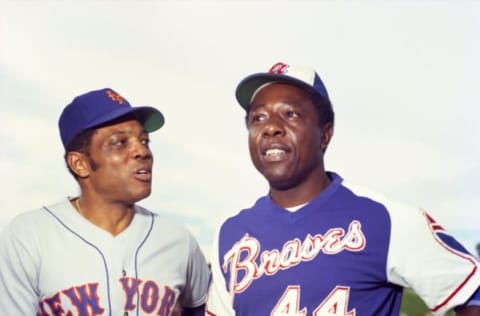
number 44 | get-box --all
[271,286,356,316]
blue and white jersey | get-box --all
[206,172,480,316]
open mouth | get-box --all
[265,148,286,157]
[134,168,152,181]
[262,145,290,162]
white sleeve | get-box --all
[385,201,480,316]
[205,227,236,316]
[0,216,40,314]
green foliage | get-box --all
[400,288,454,316]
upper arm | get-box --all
[178,232,210,309]
[0,223,39,314]
[384,202,480,314]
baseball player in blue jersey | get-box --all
[0,88,210,315]
[206,62,480,315]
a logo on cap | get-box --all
[106,90,125,105]
[269,62,289,74]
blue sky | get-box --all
[1,1,479,258]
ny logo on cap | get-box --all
[106,90,125,105]
[269,62,289,74]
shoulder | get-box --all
[2,199,71,235]
[136,206,199,248]
[335,176,428,240]
[341,178,417,219]
[220,195,270,228]
[0,199,73,254]
[140,207,191,234]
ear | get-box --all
[321,122,334,153]
[67,152,90,178]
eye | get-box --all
[141,138,150,146]
[248,112,267,125]
[108,135,128,148]
[114,139,128,147]
[286,110,300,118]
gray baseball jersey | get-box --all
[0,198,210,315]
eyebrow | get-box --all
[251,99,305,109]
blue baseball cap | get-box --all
[235,62,330,110]
[58,88,165,149]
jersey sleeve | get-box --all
[463,287,480,307]
[205,226,236,316]
[177,231,210,309]
[385,201,480,315]
[0,215,40,314]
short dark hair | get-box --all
[312,93,335,127]
[63,128,98,179]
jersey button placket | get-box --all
[122,269,129,316]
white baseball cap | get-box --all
[235,62,330,110]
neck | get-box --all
[269,171,331,209]
[73,197,135,236]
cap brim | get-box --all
[85,106,165,132]
[235,73,318,110]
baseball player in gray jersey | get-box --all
[0,88,210,316]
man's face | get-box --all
[85,119,154,204]
[246,83,331,190]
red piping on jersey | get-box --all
[423,212,479,312]
[431,264,477,312]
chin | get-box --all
[262,168,291,183]
[131,189,152,202]
[265,174,296,191]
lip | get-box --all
[133,166,152,182]
[260,142,291,162]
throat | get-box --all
[73,198,134,236]
[270,172,331,208]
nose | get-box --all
[132,140,152,160]
[263,117,285,138]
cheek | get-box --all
[247,129,258,150]
[248,133,262,164]
[105,149,130,162]
[297,131,322,156]
[97,155,126,173]
[110,155,126,163]
[248,137,257,158]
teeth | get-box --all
[137,170,148,174]
[265,148,285,156]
